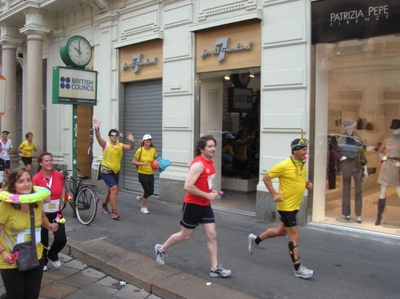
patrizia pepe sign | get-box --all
[200,37,252,63]
[312,0,400,43]
[122,53,157,74]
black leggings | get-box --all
[41,212,67,265]
[138,174,154,198]
[0,258,44,299]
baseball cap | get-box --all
[291,138,309,151]
[2,130,9,134]
[143,134,152,140]
[224,133,235,139]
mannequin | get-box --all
[338,118,368,224]
[375,119,400,226]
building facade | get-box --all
[1,0,399,237]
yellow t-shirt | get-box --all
[0,202,44,269]
[102,142,123,173]
[136,147,158,175]
[235,141,248,162]
[19,141,36,158]
[267,157,307,211]
[222,144,234,157]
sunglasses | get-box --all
[109,133,119,137]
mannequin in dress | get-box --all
[338,118,368,224]
[375,119,400,226]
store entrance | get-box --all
[199,68,260,214]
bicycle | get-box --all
[59,168,99,225]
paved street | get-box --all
[57,188,400,299]
[2,188,400,299]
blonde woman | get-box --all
[132,134,158,214]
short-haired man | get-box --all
[248,138,314,279]
[93,119,134,220]
[154,135,232,278]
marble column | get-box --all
[20,17,51,151]
[0,25,23,168]
[0,41,18,140]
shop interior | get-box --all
[198,68,260,215]
[313,34,400,235]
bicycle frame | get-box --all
[60,169,99,225]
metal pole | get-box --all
[72,104,77,217]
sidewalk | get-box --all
[0,252,161,299]
[2,188,400,299]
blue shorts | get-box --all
[100,171,119,188]
[278,210,298,227]
[180,203,215,229]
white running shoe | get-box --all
[141,207,149,214]
[210,265,232,278]
[248,233,258,254]
[155,244,166,265]
[49,258,62,268]
[294,264,313,279]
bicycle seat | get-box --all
[78,174,89,180]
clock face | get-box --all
[60,36,92,68]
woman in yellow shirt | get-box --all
[132,134,158,214]
[0,167,58,299]
[18,132,37,172]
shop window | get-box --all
[314,35,400,233]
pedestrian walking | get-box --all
[248,137,314,279]
[132,134,158,214]
[33,152,67,271]
[154,135,232,278]
[93,119,135,220]
[0,130,12,176]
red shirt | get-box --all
[183,155,215,206]
[33,170,64,213]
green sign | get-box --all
[52,66,97,106]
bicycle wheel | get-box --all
[75,186,97,225]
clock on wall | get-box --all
[60,35,92,68]
[231,71,251,87]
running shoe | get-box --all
[248,233,258,254]
[210,265,232,278]
[100,203,110,214]
[136,196,142,203]
[155,244,166,265]
[49,258,61,268]
[111,210,120,220]
[141,207,149,214]
[43,265,48,272]
[294,264,313,279]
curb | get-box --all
[65,238,256,299]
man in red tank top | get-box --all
[154,135,231,278]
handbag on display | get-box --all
[4,204,40,271]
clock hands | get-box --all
[73,46,82,55]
